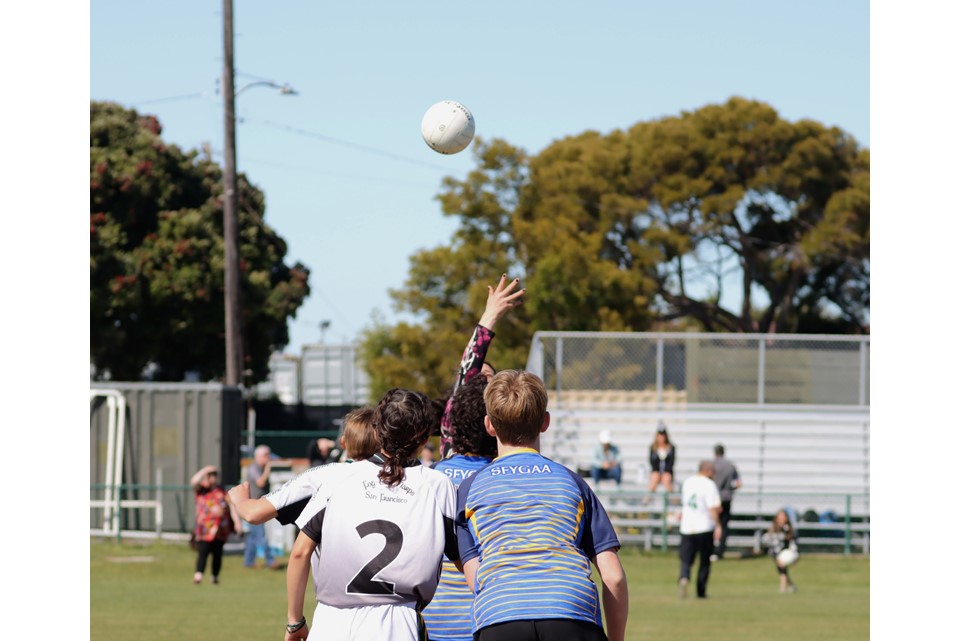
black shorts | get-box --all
[476,619,607,641]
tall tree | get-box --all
[90,101,309,382]
[361,98,869,398]
[626,97,869,333]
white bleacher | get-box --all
[541,391,870,518]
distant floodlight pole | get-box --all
[222,0,242,386]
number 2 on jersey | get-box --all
[346,519,403,595]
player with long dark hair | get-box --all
[282,388,458,641]
[438,274,524,459]
[422,376,499,641]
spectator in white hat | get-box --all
[591,430,622,487]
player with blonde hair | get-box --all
[339,406,378,462]
[455,370,628,641]
[229,407,376,526]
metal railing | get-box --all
[90,477,169,542]
[92,482,868,556]
[594,489,869,555]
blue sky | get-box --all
[90,0,870,353]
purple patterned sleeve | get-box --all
[439,324,494,458]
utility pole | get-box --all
[222,0,243,386]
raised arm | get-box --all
[253,459,271,489]
[477,274,525,333]
[439,274,524,458]
[190,465,217,489]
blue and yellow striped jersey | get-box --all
[455,449,620,632]
[421,454,493,641]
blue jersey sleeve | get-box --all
[567,469,620,558]
[454,472,481,564]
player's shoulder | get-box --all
[410,465,458,513]
[436,454,492,473]
[415,464,457,489]
[308,460,360,485]
[474,452,583,487]
[271,461,360,495]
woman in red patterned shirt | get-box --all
[191,464,242,585]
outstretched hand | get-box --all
[228,481,250,505]
[478,274,525,330]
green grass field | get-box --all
[91,539,868,641]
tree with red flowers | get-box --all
[90,101,309,382]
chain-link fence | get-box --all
[526,331,869,406]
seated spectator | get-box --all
[591,430,622,487]
[648,422,675,493]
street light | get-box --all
[221,0,296,386]
[235,80,298,97]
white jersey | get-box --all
[295,457,458,609]
[680,474,721,534]
[264,462,349,524]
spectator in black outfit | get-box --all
[648,422,675,493]
[710,443,741,560]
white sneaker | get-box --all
[709,554,719,562]
[679,578,689,599]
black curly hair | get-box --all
[373,388,435,486]
[450,377,498,458]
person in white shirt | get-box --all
[678,460,722,599]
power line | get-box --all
[207,147,442,188]
[123,91,461,175]
[235,69,281,83]
[128,92,211,106]
[246,117,455,172]
[297,287,358,338]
